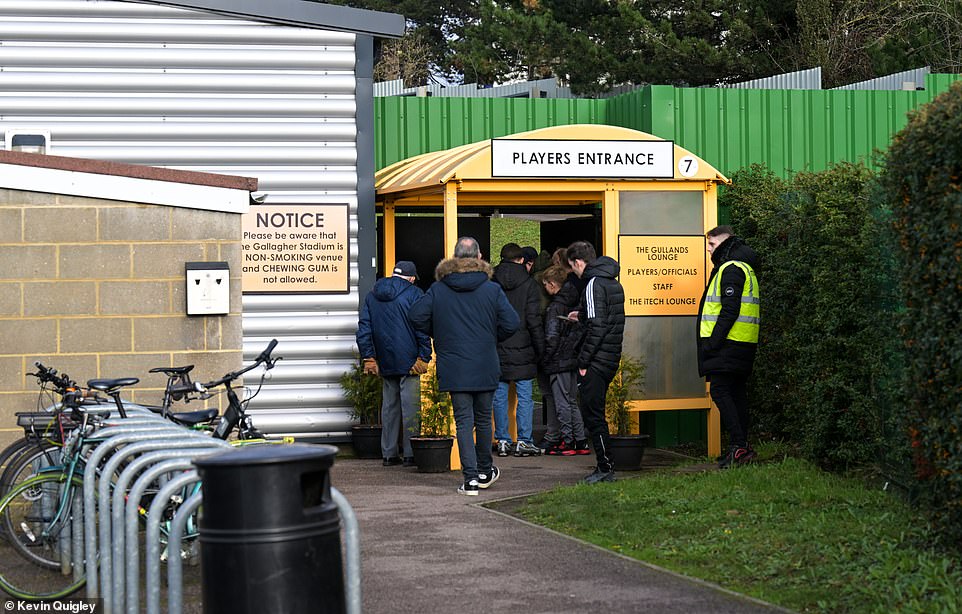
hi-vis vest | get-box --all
[699,261,760,343]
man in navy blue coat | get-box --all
[408,237,519,496]
[356,260,433,467]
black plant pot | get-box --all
[608,434,649,471]
[410,437,454,473]
[351,425,382,459]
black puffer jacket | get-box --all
[492,261,545,381]
[696,236,761,377]
[541,278,583,375]
[576,256,625,380]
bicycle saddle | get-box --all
[169,409,219,427]
[149,365,194,376]
[87,377,140,393]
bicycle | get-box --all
[0,363,220,499]
[0,339,282,600]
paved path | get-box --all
[330,449,788,614]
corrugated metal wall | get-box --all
[722,67,823,90]
[0,0,363,439]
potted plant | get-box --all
[339,353,383,459]
[409,362,454,472]
[605,354,650,471]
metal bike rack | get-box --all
[124,456,217,614]
[145,471,202,614]
[166,489,204,614]
[82,426,218,602]
[96,436,229,614]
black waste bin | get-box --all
[193,443,345,614]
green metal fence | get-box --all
[373,73,962,449]
[376,73,962,177]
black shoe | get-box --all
[573,439,591,455]
[538,439,559,453]
[402,456,416,467]
[718,446,755,469]
[457,479,480,496]
[477,466,500,489]
[582,467,616,484]
[382,457,402,467]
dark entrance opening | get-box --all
[376,216,490,291]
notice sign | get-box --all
[491,139,674,178]
[242,204,349,293]
[619,235,706,316]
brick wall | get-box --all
[0,187,244,444]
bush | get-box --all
[605,355,646,436]
[721,162,893,470]
[878,81,962,543]
[339,354,382,425]
[416,362,453,437]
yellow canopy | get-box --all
[375,124,728,202]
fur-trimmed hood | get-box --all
[434,257,494,292]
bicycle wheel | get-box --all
[0,473,86,600]
[0,442,61,496]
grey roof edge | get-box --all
[128,0,404,38]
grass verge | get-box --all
[516,451,962,613]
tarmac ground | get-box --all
[325,447,789,614]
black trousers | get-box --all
[577,369,614,472]
[708,372,751,449]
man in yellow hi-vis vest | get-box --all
[697,226,761,469]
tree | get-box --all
[320,0,477,84]
[325,0,962,91]
[373,30,433,84]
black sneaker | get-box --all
[457,479,480,496]
[538,439,559,453]
[582,467,616,484]
[573,439,591,455]
[382,457,402,467]
[477,466,500,489]
[718,446,756,469]
[496,440,512,457]
[402,456,416,467]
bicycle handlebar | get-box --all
[193,339,280,393]
[30,361,78,393]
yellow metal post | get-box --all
[443,181,462,470]
[704,182,721,458]
[383,203,396,275]
[602,186,619,256]
[443,181,459,257]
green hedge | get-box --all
[720,162,896,470]
[878,82,962,543]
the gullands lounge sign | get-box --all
[242,204,350,293]
[491,139,674,178]
[619,235,706,316]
